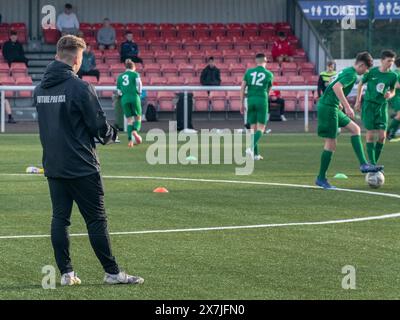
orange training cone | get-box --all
[153,187,169,193]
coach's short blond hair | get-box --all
[56,35,86,64]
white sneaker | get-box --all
[104,271,144,285]
[60,272,81,286]
[281,115,287,122]
[254,155,264,161]
[245,148,254,160]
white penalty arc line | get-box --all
[0,173,399,240]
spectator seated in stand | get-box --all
[2,31,28,66]
[269,82,287,122]
[271,31,294,63]
[200,57,221,86]
[2,99,16,124]
[120,31,143,64]
[97,18,116,50]
[77,44,100,80]
[56,3,80,36]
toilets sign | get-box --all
[299,1,370,20]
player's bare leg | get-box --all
[127,117,135,148]
[132,115,142,145]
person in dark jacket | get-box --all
[33,35,144,286]
[77,44,100,80]
[318,61,337,97]
[200,57,221,86]
[120,31,143,64]
[2,31,28,66]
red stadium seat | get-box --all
[165,39,182,51]
[96,63,110,76]
[199,38,217,50]
[171,52,189,64]
[273,75,289,85]
[267,63,281,75]
[299,62,315,76]
[157,91,176,111]
[150,77,167,85]
[259,23,276,37]
[281,62,298,76]
[0,23,9,33]
[103,50,120,64]
[193,24,209,38]
[176,24,193,38]
[223,50,239,64]
[222,76,238,85]
[167,76,185,85]
[162,64,178,77]
[305,75,319,85]
[217,39,233,51]
[294,49,307,63]
[243,23,259,37]
[145,64,162,78]
[160,24,177,38]
[233,38,250,51]
[10,63,27,77]
[186,77,200,85]
[110,64,125,77]
[210,91,227,111]
[189,52,206,65]
[82,76,98,85]
[0,63,10,75]
[179,64,196,78]
[98,76,116,97]
[145,90,158,105]
[275,22,292,34]
[42,28,60,44]
[148,38,165,51]
[288,75,305,85]
[218,64,230,76]
[0,76,15,98]
[227,91,241,111]
[249,36,266,51]
[298,91,315,111]
[143,25,159,38]
[15,77,33,97]
[193,91,209,111]
[230,65,246,78]
[154,52,171,64]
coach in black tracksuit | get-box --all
[33,37,121,277]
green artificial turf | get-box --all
[0,133,399,299]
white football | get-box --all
[365,172,385,189]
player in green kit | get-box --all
[316,52,383,190]
[117,59,143,148]
[240,53,273,161]
[387,57,400,142]
[355,50,397,164]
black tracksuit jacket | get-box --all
[33,60,117,179]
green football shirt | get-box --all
[243,66,274,99]
[392,68,400,98]
[319,66,358,108]
[117,70,142,103]
[362,67,397,105]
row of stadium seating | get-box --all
[43,22,292,44]
[0,23,28,44]
[116,90,319,113]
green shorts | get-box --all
[389,96,400,113]
[247,97,268,125]
[362,101,388,131]
[121,97,142,118]
[317,102,351,139]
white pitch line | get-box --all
[0,173,399,240]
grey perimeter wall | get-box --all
[1,0,287,24]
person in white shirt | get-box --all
[57,3,80,36]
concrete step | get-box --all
[25,53,55,60]
[28,60,51,68]
[28,66,46,74]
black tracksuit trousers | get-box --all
[47,173,120,275]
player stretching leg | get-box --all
[240,53,274,161]
[316,52,383,190]
[355,50,397,164]
[387,58,400,142]
[117,59,143,148]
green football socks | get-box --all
[366,142,376,165]
[127,124,133,141]
[351,135,368,165]
[318,150,333,180]
[375,142,384,163]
